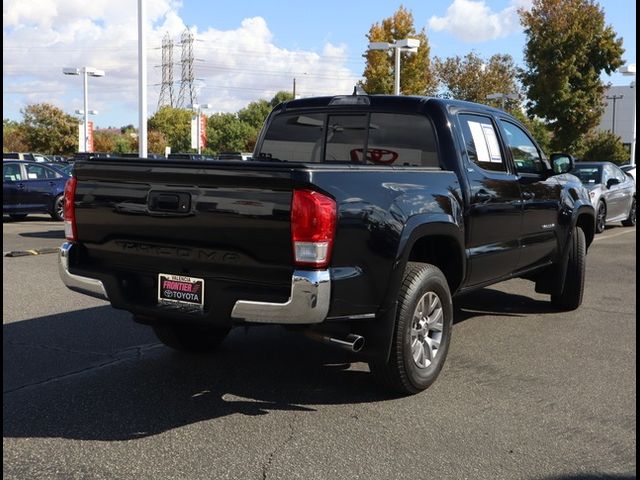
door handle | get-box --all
[522,192,535,201]
[17,183,25,189]
[475,191,492,202]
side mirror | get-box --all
[550,153,575,174]
[606,178,620,189]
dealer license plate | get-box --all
[158,274,205,309]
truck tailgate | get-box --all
[72,160,299,315]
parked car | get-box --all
[620,164,636,182]
[570,162,636,233]
[3,160,71,220]
[116,153,166,160]
[59,95,595,395]
[167,153,215,161]
[3,152,50,162]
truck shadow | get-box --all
[3,306,382,441]
[454,287,557,324]
[4,288,559,442]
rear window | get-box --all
[257,112,439,167]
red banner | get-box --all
[199,114,207,150]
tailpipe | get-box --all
[305,331,365,353]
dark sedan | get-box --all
[570,161,636,233]
[3,160,70,221]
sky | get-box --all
[2,0,637,129]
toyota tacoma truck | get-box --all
[59,95,595,395]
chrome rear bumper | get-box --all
[231,270,330,324]
[59,242,109,301]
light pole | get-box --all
[63,67,105,152]
[620,64,636,166]
[188,104,212,154]
[605,94,624,135]
[486,92,519,110]
[368,38,420,95]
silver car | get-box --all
[571,162,636,233]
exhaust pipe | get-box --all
[304,331,365,353]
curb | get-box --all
[4,247,59,257]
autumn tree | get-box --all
[519,0,624,151]
[21,103,77,154]
[3,119,30,152]
[148,107,193,152]
[435,52,521,110]
[361,6,437,95]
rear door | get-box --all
[22,163,61,211]
[497,119,561,271]
[457,113,523,286]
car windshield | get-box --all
[571,165,602,185]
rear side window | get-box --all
[365,113,438,167]
[3,163,23,181]
[258,112,439,167]
[259,113,325,162]
[459,114,506,173]
[25,164,59,180]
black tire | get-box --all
[152,324,231,352]
[551,227,586,311]
[370,262,453,395]
[595,201,606,233]
[50,195,65,221]
[9,214,28,220]
[621,197,636,227]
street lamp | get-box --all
[63,67,105,152]
[187,103,212,154]
[368,38,420,95]
[620,64,636,166]
[486,92,519,110]
[605,94,624,134]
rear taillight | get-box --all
[64,177,77,241]
[291,189,337,269]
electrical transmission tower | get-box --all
[157,32,174,109]
[176,28,196,108]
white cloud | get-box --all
[428,0,532,42]
[2,0,358,126]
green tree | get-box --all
[519,0,624,151]
[435,52,521,110]
[361,5,437,95]
[574,131,629,163]
[270,90,294,107]
[237,100,272,130]
[21,103,77,154]
[148,107,192,152]
[3,119,30,152]
[206,113,255,153]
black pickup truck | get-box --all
[59,95,595,394]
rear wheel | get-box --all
[370,262,453,395]
[50,195,64,221]
[622,197,636,227]
[152,324,231,352]
[595,201,606,233]
[551,227,586,311]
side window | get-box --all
[25,164,57,180]
[365,113,439,167]
[613,166,627,183]
[499,120,546,174]
[459,114,506,173]
[3,163,23,182]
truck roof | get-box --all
[277,94,504,116]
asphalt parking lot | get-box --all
[3,216,636,480]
